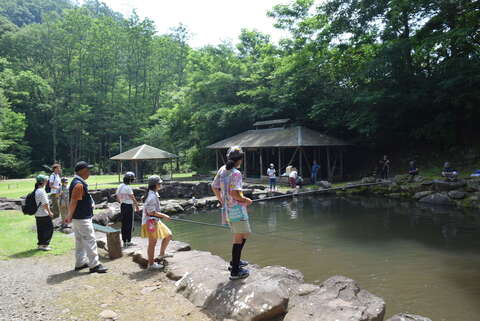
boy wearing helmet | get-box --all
[116,172,140,247]
[212,146,253,280]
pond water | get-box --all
[151,196,480,321]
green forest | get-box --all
[0,0,478,178]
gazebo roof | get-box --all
[110,144,178,161]
[207,126,351,149]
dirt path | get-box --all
[0,250,213,321]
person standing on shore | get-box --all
[116,172,140,248]
[58,177,69,228]
[266,163,277,192]
[34,175,54,251]
[212,146,253,280]
[141,175,172,270]
[65,161,107,274]
[380,155,391,180]
[48,164,62,218]
[289,167,298,188]
[311,160,320,184]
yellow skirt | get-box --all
[141,220,172,239]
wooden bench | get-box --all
[92,223,122,260]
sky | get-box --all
[91,0,292,47]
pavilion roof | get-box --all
[207,126,351,149]
[110,144,178,160]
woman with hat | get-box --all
[34,174,54,251]
[141,175,172,270]
[212,146,253,280]
[116,171,140,247]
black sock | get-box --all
[231,243,242,274]
[240,238,247,251]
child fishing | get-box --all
[141,175,173,270]
[212,146,253,280]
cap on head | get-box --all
[36,174,48,183]
[270,163,274,167]
[147,175,162,187]
[74,161,93,172]
[226,146,244,161]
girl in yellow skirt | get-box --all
[141,175,172,270]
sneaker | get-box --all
[228,260,248,271]
[38,245,52,251]
[89,264,108,273]
[148,262,164,270]
[230,268,250,280]
[128,241,137,247]
[74,263,89,271]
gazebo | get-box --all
[110,144,178,182]
[207,119,351,181]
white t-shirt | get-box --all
[35,188,50,217]
[116,183,134,204]
[49,173,61,194]
[142,190,160,225]
[289,171,298,179]
[267,168,276,178]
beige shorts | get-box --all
[229,220,251,234]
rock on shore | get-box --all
[129,237,388,321]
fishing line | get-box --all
[170,216,321,246]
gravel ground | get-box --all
[0,250,213,321]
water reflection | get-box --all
[167,195,480,321]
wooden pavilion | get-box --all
[207,119,351,181]
[110,144,178,182]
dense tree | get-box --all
[0,0,478,177]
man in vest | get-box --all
[65,161,108,273]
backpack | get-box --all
[45,174,52,193]
[22,189,40,215]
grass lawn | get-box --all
[0,172,197,199]
[0,211,74,260]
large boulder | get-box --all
[447,190,466,200]
[466,179,480,192]
[93,202,121,226]
[386,313,432,321]
[394,175,410,185]
[413,191,433,200]
[284,275,385,321]
[166,251,304,321]
[160,201,184,214]
[317,180,332,189]
[432,179,466,192]
[361,177,376,184]
[419,193,454,206]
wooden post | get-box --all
[259,148,263,179]
[299,147,303,176]
[106,231,122,259]
[135,160,139,182]
[278,147,281,173]
[339,149,344,180]
[170,159,173,180]
[326,147,331,181]
[244,149,247,178]
[215,150,219,169]
[117,161,121,183]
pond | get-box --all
[155,196,480,321]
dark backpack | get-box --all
[22,189,40,215]
[44,174,52,193]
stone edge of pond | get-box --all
[337,176,480,212]
[120,237,429,321]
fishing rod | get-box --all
[251,181,387,203]
[170,216,322,246]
